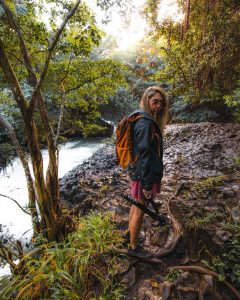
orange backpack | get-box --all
[116,112,143,169]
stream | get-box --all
[0,138,104,241]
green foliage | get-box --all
[0,212,123,300]
[101,39,166,120]
[100,86,138,121]
[0,0,128,144]
[184,213,219,231]
[228,156,240,174]
[165,268,184,282]
[82,124,107,137]
[191,176,225,197]
[202,223,240,287]
[43,56,127,136]
[170,96,233,122]
[144,0,240,120]
[0,143,16,166]
[224,86,240,121]
[183,176,226,200]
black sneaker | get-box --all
[127,244,152,258]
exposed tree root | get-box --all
[112,248,165,268]
[188,246,206,263]
[153,234,182,258]
[153,183,183,258]
[168,265,240,300]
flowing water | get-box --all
[0,138,104,276]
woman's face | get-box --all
[149,92,165,115]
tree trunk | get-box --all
[183,0,190,37]
[0,40,62,241]
[168,21,172,48]
[0,115,40,234]
[24,118,62,241]
[0,0,82,242]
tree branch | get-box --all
[54,83,66,147]
[0,193,31,215]
[59,54,74,84]
[65,72,111,94]
[0,40,28,116]
[28,0,82,114]
[0,0,36,85]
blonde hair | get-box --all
[140,86,169,134]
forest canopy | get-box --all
[143,0,240,121]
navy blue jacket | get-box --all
[129,110,163,191]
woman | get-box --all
[128,86,169,254]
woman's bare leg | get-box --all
[129,199,147,249]
[129,205,135,224]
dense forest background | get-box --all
[0,0,239,299]
[1,0,239,166]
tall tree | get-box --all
[0,0,84,242]
[183,0,190,37]
[0,0,127,246]
[143,0,240,119]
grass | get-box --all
[0,212,124,300]
[182,175,226,200]
[184,213,220,231]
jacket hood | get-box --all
[131,109,160,128]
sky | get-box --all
[87,0,183,51]
[39,0,183,52]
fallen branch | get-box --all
[168,265,240,300]
[0,193,31,215]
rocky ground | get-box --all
[60,122,240,300]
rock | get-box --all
[220,187,235,197]
[72,191,87,204]
[175,272,200,289]
[216,229,232,242]
[231,185,240,192]
[126,266,136,287]
[57,123,240,299]
[231,206,240,223]
[158,281,175,300]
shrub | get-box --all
[0,213,123,300]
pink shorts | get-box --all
[131,180,160,201]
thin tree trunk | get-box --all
[0,40,61,241]
[0,0,81,222]
[168,21,172,48]
[55,83,66,148]
[0,115,40,234]
[183,0,190,37]
[0,0,82,241]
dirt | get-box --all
[60,122,240,300]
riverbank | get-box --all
[60,122,240,299]
[0,138,105,244]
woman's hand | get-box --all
[142,189,152,199]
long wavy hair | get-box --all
[140,86,169,134]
